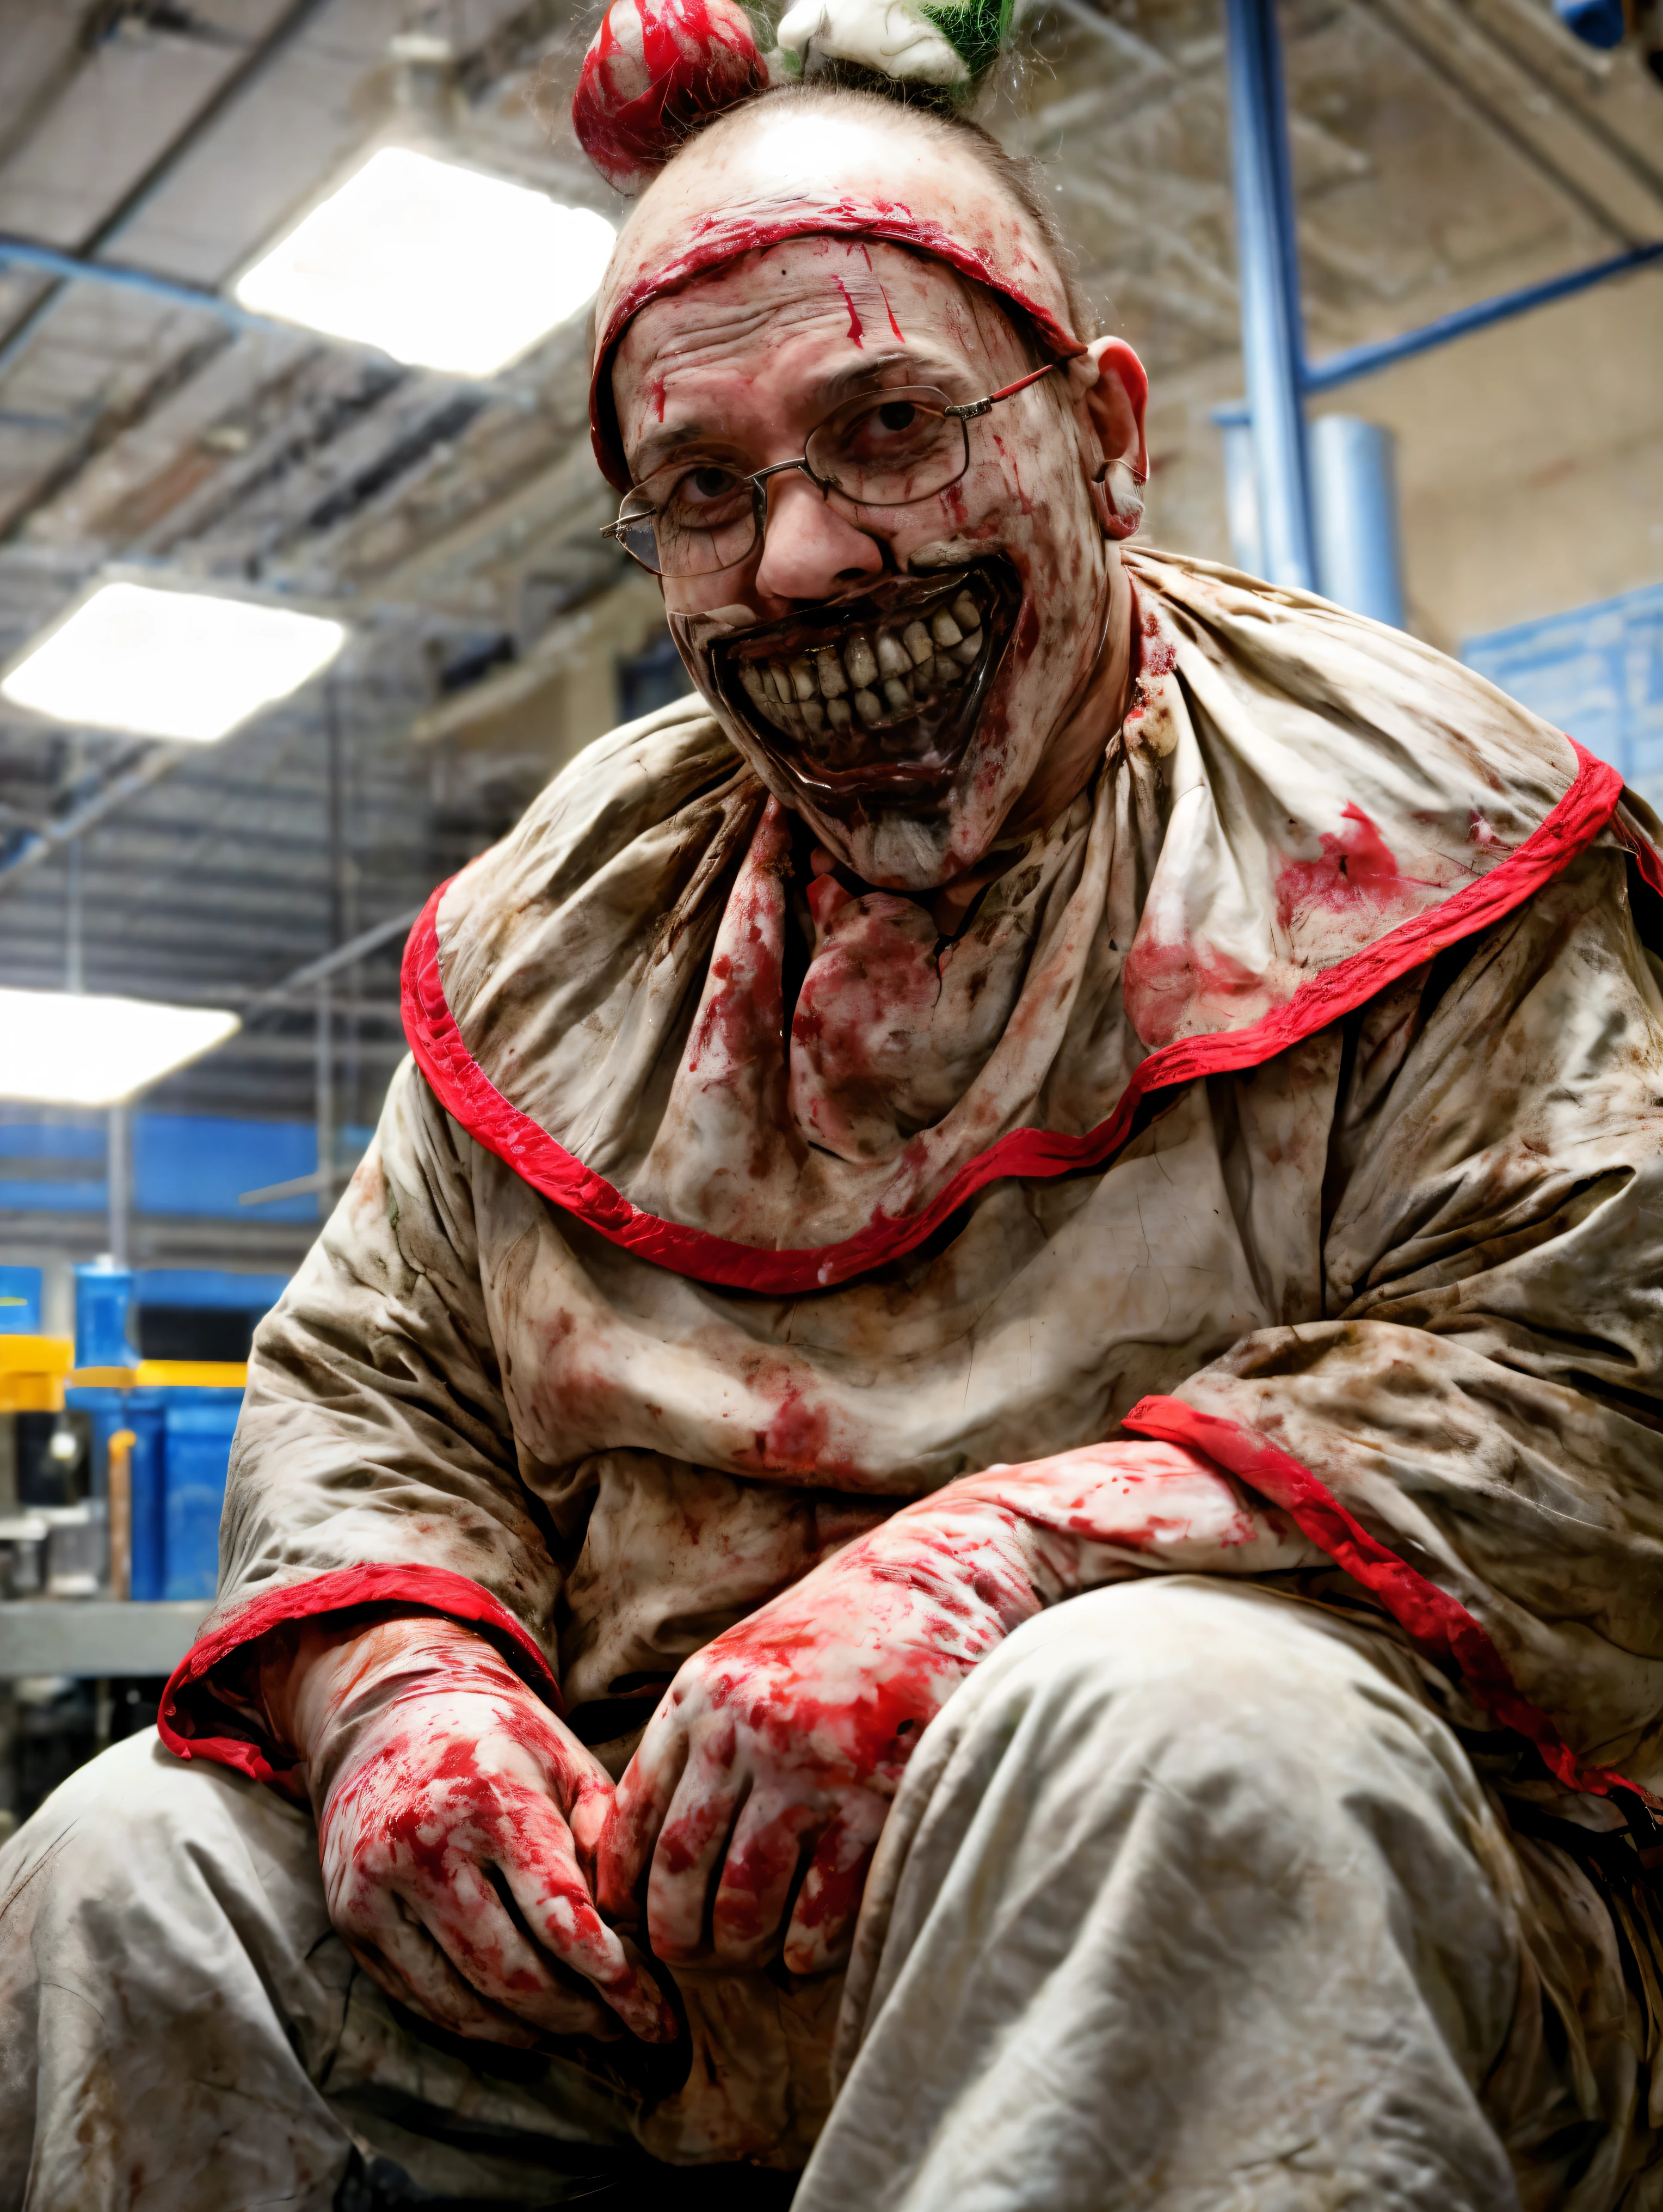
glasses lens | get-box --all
[615,513,664,572]
[619,463,759,578]
[806,387,967,508]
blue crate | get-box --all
[66,1382,243,1603]
[160,1394,243,1602]
[74,1261,139,1369]
[0,1265,41,1334]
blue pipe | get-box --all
[1223,0,1316,590]
[0,231,514,386]
[1309,416,1406,627]
[1301,239,1663,395]
[1214,239,1663,425]
[0,235,293,341]
[0,0,338,385]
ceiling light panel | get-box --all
[235,147,618,376]
[1,583,346,743]
[0,991,241,1107]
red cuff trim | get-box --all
[404,742,1621,1297]
[1123,1393,1655,1807]
[158,1564,562,1784]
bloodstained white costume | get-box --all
[5,544,1662,2206]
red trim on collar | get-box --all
[1122,1392,1658,1807]
[590,206,1085,488]
[157,1564,562,1784]
[402,741,1627,1297]
[1616,808,1663,902]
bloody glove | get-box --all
[598,1439,1317,1976]
[263,1611,678,2047]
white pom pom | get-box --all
[776,0,974,85]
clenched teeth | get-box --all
[734,587,991,742]
[844,636,878,689]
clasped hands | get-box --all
[272,1440,1300,2046]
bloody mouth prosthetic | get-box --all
[695,560,1018,810]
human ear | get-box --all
[1069,337,1149,539]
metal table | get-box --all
[0,1601,207,1678]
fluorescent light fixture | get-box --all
[235,146,617,376]
[0,989,240,1107]
[1,582,345,742]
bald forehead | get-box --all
[609,239,1029,473]
[616,237,998,368]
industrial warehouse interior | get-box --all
[0,0,1660,2190]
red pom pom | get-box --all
[574,0,767,194]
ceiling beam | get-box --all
[1354,0,1663,246]
[1463,0,1663,203]
[239,903,422,1011]
[0,0,342,385]
[0,739,186,897]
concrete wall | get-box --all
[1141,263,1663,655]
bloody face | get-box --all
[611,237,1124,890]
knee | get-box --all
[3,1730,317,1953]
[952,1575,1456,1815]
[7,1732,211,1890]
[873,1577,1517,2086]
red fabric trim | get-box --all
[157,1565,562,1784]
[590,208,1085,487]
[405,744,1621,1295]
[1123,1393,1655,1805]
[1615,808,1663,904]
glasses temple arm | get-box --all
[950,360,1150,485]
[946,362,1059,420]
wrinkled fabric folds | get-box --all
[805,1582,1663,2212]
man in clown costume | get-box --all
[4,4,1663,2206]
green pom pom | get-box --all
[921,0,1013,81]
[774,0,1014,90]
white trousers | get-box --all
[3,1580,1659,2211]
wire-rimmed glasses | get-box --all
[601,364,1057,580]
